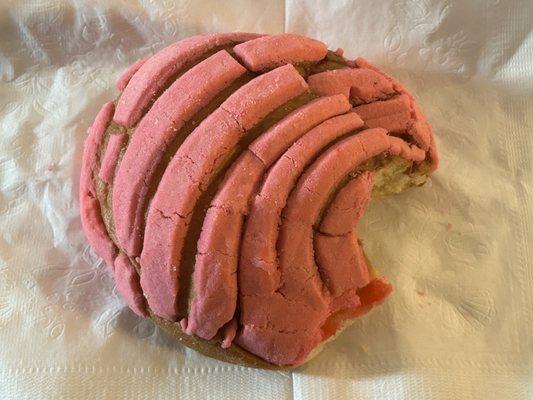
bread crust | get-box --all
[80,33,437,369]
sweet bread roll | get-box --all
[80,33,438,369]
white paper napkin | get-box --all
[0,0,531,398]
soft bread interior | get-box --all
[372,156,429,197]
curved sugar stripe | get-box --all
[140,64,308,321]
[116,58,147,91]
[113,50,247,256]
[354,57,436,160]
[314,172,375,297]
[408,100,432,151]
[237,129,424,365]
[249,94,351,165]
[239,113,364,298]
[98,133,127,185]
[310,60,434,153]
[219,64,308,130]
[353,94,410,121]
[209,150,265,216]
[237,295,324,365]
[354,94,431,151]
[353,94,411,133]
[307,68,396,104]
[114,32,261,127]
[319,171,375,236]
[113,253,147,317]
[185,96,351,340]
[388,136,426,161]
[186,152,264,338]
[234,33,327,71]
[314,232,370,298]
[79,102,116,269]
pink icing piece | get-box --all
[355,94,432,151]
[209,151,266,215]
[116,58,147,91]
[79,102,116,269]
[249,94,351,165]
[353,94,410,121]
[388,136,426,161]
[98,133,127,185]
[114,32,262,127]
[113,50,247,257]
[185,152,264,338]
[113,253,147,317]
[237,128,425,366]
[315,233,370,300]
[308,68,396,104]
[354,57,437,165]
[238,296,325,366]
[354,94,411,132]
[234,33,327,71]
[314,171,376,297]
[319,171,375,236]
[185,96,352,340]
[140,64,308,321]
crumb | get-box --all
[446,223,452,231]
[45,163,55,171]
[416,290,426,296]
[334,48,344,56]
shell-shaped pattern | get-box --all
[79,33,438,367]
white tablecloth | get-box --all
[0,0,531,398]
